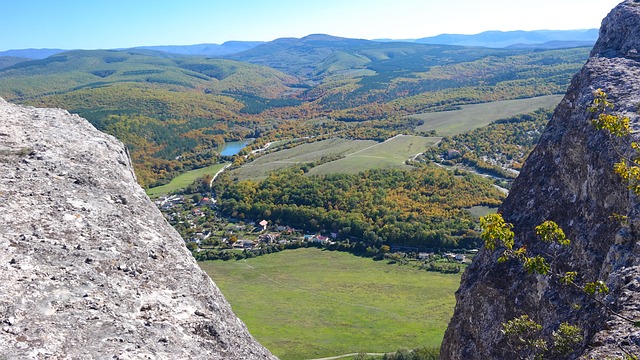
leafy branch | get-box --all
[481,90,639,358]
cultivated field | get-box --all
[411,94,563,136]
[231,135,441,181]
[307,135,440,175]
[200,248,460,360]
[146,162,228,197]
[229,138,378,181]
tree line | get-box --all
[213,164,504,249]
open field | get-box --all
[199,248,460,360]
[466,205,498,219]
[232,135,441,180]
[229,138,378,181]
[307,135,440,175]
[411,95,563,136]
[146,162,229,197]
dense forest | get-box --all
[213,164,504,249]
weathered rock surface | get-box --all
[441,1,640,359]
[0,99,276,359]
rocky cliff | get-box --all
[441,1,640,359]
[0,99,276,359]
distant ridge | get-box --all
[0,29,599,59]
[414,29,599,48]
[505,40,596,50]
[0,56,29,70]
[0,42,265,59]
[132,41,265,56]
[0,48,68,59]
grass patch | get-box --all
[229,138,377,181]
[232,135,441,180]
[466,205,498,219]
[199,248,460,360]
[308,135,441,176]
[146,162,228,197]
[411,95,562,136]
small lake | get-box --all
[219,140,249,156]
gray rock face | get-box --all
[441,1,640,359]
[0,98,276,359]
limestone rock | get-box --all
[0,98,276,359]
[441,1,640,359]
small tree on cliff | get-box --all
[480,90,637,359]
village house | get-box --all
[258,220,268,231]
[232,240,255,249]
[276,225,295,233]
[259,233,278,244]
[445,252,466,262]
[444,149,461,160]
[199,197,215,207]
[310,235,330,245]
[157,195,184,211]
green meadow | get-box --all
[231,135,441,181]
[200,248,460,360]
[307,135,441,176]
[411,94,563,136]
[146,162,228,198]
[229,138,378,181]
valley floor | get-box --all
[199,248,460,360]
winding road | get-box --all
[209,163,232,188]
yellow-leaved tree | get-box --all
[480,90,638,360]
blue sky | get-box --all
[0,0,622,51]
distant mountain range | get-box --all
[132,41,266,57]
[0,29,598,60]
[414,29,599,48]
[0,48,68,60]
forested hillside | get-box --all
[0,36,590,186]
[214,164,504,248]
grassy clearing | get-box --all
[231,135,441,181]
[229,138,377,181]
[200,248,460,360]
[146,163,228,198]
[466,205,498,219]
[411,95,563,136]
[308,135,441,176]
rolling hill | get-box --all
[228,34,501,78]
[0,35,592,186]
[0,49,298,102]
[0,56,28,70]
